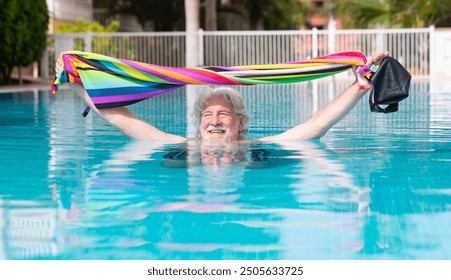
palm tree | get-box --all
[396,0,451,27]
[333,0,398,28]
[333,0,451,28]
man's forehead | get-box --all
[203,96,233,109]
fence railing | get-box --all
[42,27,432,80]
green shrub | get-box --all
[0,0,49,84]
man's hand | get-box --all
[353,51,390,88]
[366,51,390,67]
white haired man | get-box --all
[56,51,389,143]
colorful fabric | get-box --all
[51,50,370,110]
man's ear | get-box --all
[238,119,244,131]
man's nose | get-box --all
[210,114,221,125]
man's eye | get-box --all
[202,113,211,118]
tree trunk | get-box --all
[205,0,217,31]
[0,65,4,84]
[2,64,14,85]
[19,66,23,85]
[184,0,200,67]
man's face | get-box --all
[199,95,244,143]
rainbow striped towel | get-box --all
[51,50,370,111]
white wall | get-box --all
[47,0,93,22]
[430,28,451,93]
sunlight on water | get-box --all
[0,82,451,260]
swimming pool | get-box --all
[1,80,450,260]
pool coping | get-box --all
[0,79,53,94]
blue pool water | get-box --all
[0,81,450,260]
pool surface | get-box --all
[0,81,450,260]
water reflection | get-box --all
[50,127,451,259]
[51,140,372,259]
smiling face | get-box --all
[199,95,244,143]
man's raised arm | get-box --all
[260,51,389,141]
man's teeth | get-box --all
[209,129,225,133]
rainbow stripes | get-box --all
[51,51,368,109]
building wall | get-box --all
[301,0,342,30]
[46,0,93,33]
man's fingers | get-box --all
[373,51,389,65]
[365,51,389,67]
[55,58,63,73]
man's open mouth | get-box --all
[208,129,226,133]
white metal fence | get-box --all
[40,27,438,142]
[42,27,432,79]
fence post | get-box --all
[311,28,319,109]
[328,18,336,54]
[312,27,318,58]
[84,31,92,52]
[429,25,435,89]
[376,28,385,55]
[198,28,204,66]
